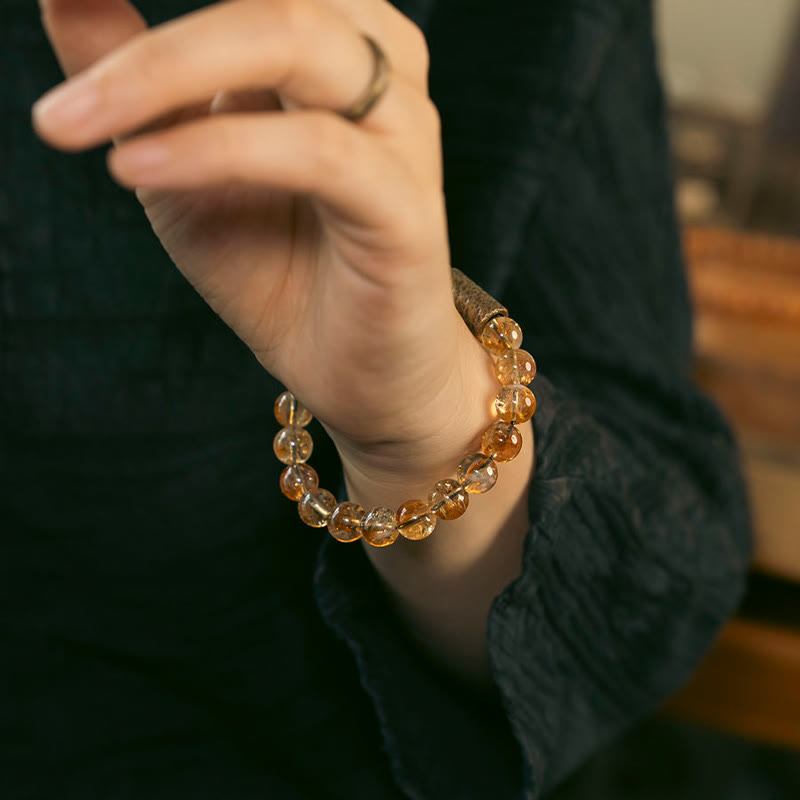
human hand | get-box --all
[33,0,498,489]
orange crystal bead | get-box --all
[396,499,437,541]
[298,488,337,527]
[362,507,399,547]
[481,421,523,463]
[274,391,313,427]
[328,501,365,543]
[495,384,536,423]
[279,463,319,500]
[273,426,313,465]
[428,478,469,520]
[480,316,523,355]
[494,348,536,386]
[456,453,498,494]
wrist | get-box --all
[329,322,498,511]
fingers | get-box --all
[39,0,147,77]
[107,108,423,239]
[33,0,412,152]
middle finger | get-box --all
[33,0,409,151]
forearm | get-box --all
[333,329,537,690]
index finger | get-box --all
[33,0,407,151]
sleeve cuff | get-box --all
[312,498,525,800]
[312,374,751,799]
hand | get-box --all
[33,0,496,485]
[34,1,535,686]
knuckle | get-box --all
[260,0,316,77]
[403,19,431,80]
[272,0,313,37]
[127,31,168,83]
[109,31,173,99]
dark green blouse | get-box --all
[1,0,752,798]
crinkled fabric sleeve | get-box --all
[312,2,753,799]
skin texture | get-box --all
[33,0,535,689]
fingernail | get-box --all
[33,78,99,128]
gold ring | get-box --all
[338,33,390,123]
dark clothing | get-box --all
[1,0,752,798]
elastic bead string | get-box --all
[273,312,536,547]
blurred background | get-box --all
[662,0,800,234]
[553,2,800,797]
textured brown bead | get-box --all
[481,421,523,463]
[279,463,319,501]
[396,499,437,541]
[297,488,337,527]
[361,507,399,547]
[480,316,523,355]
[456,453,498,494]
[428,479,469,520]
[328,501,365,542]
[494,348,536,386]
[451,268,509,339]
[274,391,313,427]
[273,426,313,465]
[495,384,536,423]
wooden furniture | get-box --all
[666,619,800,751]
[663,227,800,749]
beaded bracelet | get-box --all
[272,268,537,547]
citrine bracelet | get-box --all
[272,268,537,547]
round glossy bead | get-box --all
[480,316,523,355]
[298,488,337,527]
[273,426,313,465]
[279,463,319,501]
[494,348,536,386]
[495,384,536,423]
[328,501,365,543]
[396,499,437,541]
[274,391,313,427]
[361,507,399,547]
[428,479,469,520]
[481,422,523,463]
[456,453,498,494]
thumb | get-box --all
[40,0,147,78]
